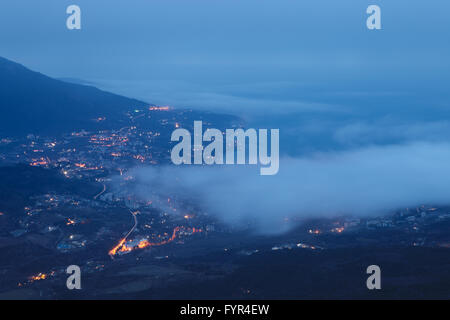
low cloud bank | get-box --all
[125,143,450,233]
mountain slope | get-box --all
[0,57,147,135]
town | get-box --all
[0,104,449,299]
